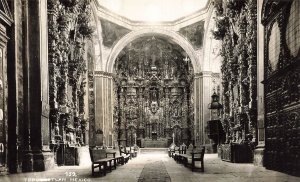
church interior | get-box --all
[0,0,299,181]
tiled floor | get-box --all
[0,150,299,182]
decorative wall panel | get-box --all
[100,18,131,48]
[262,0,300,176]
[286,0,300,57]
[268,22,280,71]
[179,21,205,49]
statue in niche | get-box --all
[150,89,158,103]
[145,101,163,139]
[172,102,181,118]
[171,66,175,78]
[127,106,138,120]
[165,64,169,79]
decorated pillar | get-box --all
[48,0,60,149]
[237,10,249,140]
[47,0,94,165]
[88,58,95,146]
[246,0,258,143]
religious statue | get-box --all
[172,103,181,117]
[145,101,163,139]
[150,89,158,102]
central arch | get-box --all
[106,28,201,73]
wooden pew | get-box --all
[185,146,205,172]
[168,144,176,157]
[176,144,193,164]
[106,148,125,165]
[126,147,137,158]
[131,146,139,157]
[132,145,140,157]
[89,147,117,176]
[119,145,131,163]
[171,146,180,158]
[174,144,187,162]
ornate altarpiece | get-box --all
[113,36,194,147]
[212,0,257,162]
[48,0,94,165]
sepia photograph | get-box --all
[0,0,299,181]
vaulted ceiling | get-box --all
[98,0,209,22]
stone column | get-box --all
[21,0,33,172]
[194,72,213,151]
[93,71,114,146]
[254,0,265,166]
[23,0,54,171]
[194,75,200,145]
[94,73,103,146]
[7,0,19,173]
[119,86,126,146]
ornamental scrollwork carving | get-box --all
[113,36,194,145]
[263,0,300,175]
[212,0,257,144]
[48,0,94,146]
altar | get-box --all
[152,132,157,140]
[141,138,169,148]
[145,101,164,138]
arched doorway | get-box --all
[113,35,194,148]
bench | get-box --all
[119,145,131,163]
[170,146,180,158]
[89,147,117,176]
[106,148,126,165]
[183,146,205,172]
[175,144,193,163]
[131,146,139,157]
[173,144,187,162]
[168,143,176,157]
[126,147,137,158]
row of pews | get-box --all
[168,144,205,172]
[89,145,138,176]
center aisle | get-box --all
[137,161,171,182]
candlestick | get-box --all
[172,133,175,143]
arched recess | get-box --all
[106,29,201,73]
